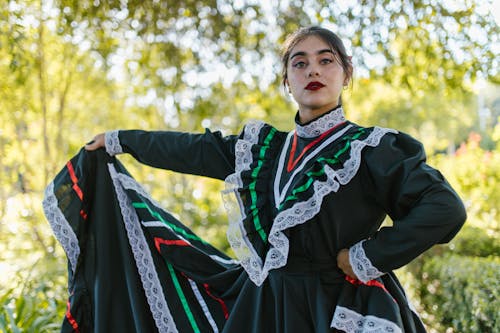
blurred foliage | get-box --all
[0,265,66,333]
[345,78,478,152]
[403,222,499,332]
[0,225,66,332]
[420,255,499,333]
[0,0,499,330]
[430,132,500,236]
[407,126,500,331]
[445,225,500,257]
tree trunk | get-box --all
[37,0,50,185]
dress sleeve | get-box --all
[104,129,238,180]
[349,131,466,283]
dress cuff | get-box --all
[349,240,384,283]
[105,130,123,156]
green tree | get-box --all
[1,0,498,330]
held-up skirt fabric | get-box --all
[43,149,427,333]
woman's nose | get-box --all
[307,65,320,77]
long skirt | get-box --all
[43,149,427,333]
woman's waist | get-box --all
[279,255,344,278]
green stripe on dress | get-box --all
[279,129,366,209]
[248,128,277,243]
[132,202,206,244]
[166,262,201,333]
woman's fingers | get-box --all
[336,248,357,279]
[84,133,105,151]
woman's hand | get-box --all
[337,248,357,279]
[85,133,105,151]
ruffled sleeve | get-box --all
[349,131,466,281]
[223,121,287,286]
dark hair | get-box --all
[280,26,353,89]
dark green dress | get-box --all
[43,107,466,332]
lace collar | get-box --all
[295,106,346,138]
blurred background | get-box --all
[0,0,498,331]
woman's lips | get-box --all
[305,81,325,90]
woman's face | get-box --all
[286,35,348,122]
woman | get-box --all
[44,26,466,332]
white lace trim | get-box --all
[295,106,346,138]
[188,278,220,333]
[331,306,402,333]
[42,182,80,274]
[119,173,240,266]
[349,240,384,283]
[105,130,123,156]
[222,120,265,283]
[108,164,178,333]
[274,125,353,208]
[235,120,264,174]
[224,123,397,286]
[115,171,170,215]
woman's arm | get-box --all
[85,129,238,180]
[338,131,466,282]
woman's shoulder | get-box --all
[349,122,424,152]
[349,122,427,166]
[238,120,289,143]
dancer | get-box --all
[45,26,466,332]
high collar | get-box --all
[295,105,346,138]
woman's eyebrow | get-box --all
[290,49,334,59]
[317,49,334,55]
[290,51,306,60]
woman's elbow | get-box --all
[441,195,467,243]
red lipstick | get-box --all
[305,81,325,90]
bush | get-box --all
[401,224,499,332]
[445,225,500,257]
[430,133,500,237]
[0,260,66,332]
[419,255,499,333]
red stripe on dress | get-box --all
[345,275,396,303]
[66,160,88,220]
[66,161,84,201]
[203,283,229,320]
[66,299,80,332]
[154,237,190,252]
[287,121,346,172]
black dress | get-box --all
[43,106,466,332]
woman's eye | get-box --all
[293,61,306,68]
[320,58,333,64]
